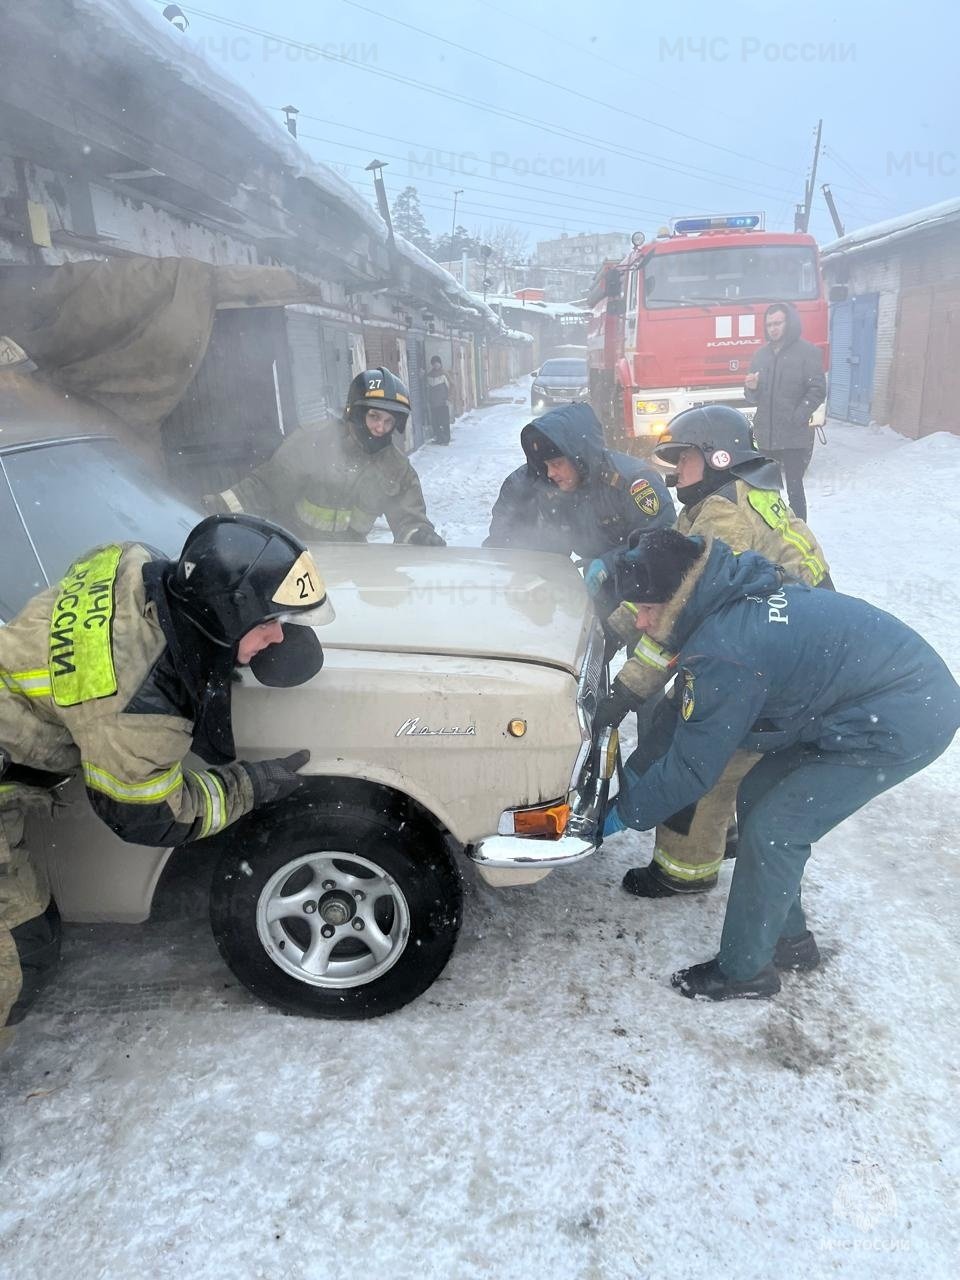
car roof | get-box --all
[0,372,128,452]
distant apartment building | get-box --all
[531,232,632,301]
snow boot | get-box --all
[671,958,781,1001]
[773,930,821,972]
[621,861,717,898]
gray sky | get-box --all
[175,0,958,250]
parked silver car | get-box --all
[2,414,616,1018]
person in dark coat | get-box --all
[484,403,675,569]
[744,301,826,520]
[603,529,960,1001]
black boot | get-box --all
[671,957,781,1001]
[622,861,717,898]
[724,823,738,859]
[773,930,821,971]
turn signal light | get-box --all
[507,719,527,738]
[513,803,570,838]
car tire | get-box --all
[209,798,462,1019]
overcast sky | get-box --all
[173,0,958,251]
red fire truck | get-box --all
[586,213,829,450]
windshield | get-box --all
[642,245,820,308]
[539,360,588,377]
[1,438,200,589]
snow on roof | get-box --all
[78,0,387,238]
[73,1,501,330]
[820,198,960,260]
[394,236,502,325]
[480,294,589,318]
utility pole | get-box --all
[821,184,845,238]
[795,119,823,233]
[451,188,463,278]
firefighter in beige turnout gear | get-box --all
[593,405,831,898]
[206,368,444,546]
[0,514,334,1039]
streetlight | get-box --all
[365,159,393,241]
[451,188,464,277]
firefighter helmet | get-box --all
[168,514,335,647]
[654,405,763,475]
[345,367,411,431]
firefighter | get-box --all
[591,404,832,898]
[1,514,335,1041]
[484,402,675,564]
[602,529,959,1001]
[206,368,445,546]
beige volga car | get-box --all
[2,423,615,1019]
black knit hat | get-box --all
[520,424,565,464]
[614,529,704,604]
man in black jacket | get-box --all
[744,301,826,520]
[484,403,675,570]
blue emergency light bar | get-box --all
[671,213,764,234]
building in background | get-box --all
[529,232,632,303]
[0,0,529,491]
[820,199,960,437]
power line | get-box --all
[167,3,808,205]
[340,0,804,179]
[292,116,675,223]
[296,131,669,228]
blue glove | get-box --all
[603,807,626,837]
[584,558,610,596]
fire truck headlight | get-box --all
[634,399,671,416]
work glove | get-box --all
[409,527,446,547]
[244,749,310,807]
[603,807,626,837]
[584,558,610,597]
[594,680,639,730]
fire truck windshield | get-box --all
[642,245,820,308]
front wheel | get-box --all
[210,799,462,1019]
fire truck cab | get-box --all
[587,214,828,451]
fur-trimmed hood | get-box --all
[649,536,783,648]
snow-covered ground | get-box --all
[2,383,958,1279]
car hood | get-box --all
[310,543,591,675]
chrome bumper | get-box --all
[468,833,597,870]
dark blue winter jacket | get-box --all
[485,403,675,560]
[617,539,960,831]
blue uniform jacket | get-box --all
[617,539,960,831]
[486,403,675,560]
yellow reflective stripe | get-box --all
[0,667,52,698]
[631,634,677,671]
[220,488,244,514]
[83,761,183,805]
[653,847,724,880]
[49,544,123,707]
[747,490,827,585]
[188,770,227,838]
[295,499,356,533]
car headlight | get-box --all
[579,386,589,397]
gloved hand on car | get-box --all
[603,806,626,837]
[244,749,311,807]
[594,679,640,730]
[408,527,446,547]
[584,557,611,596]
